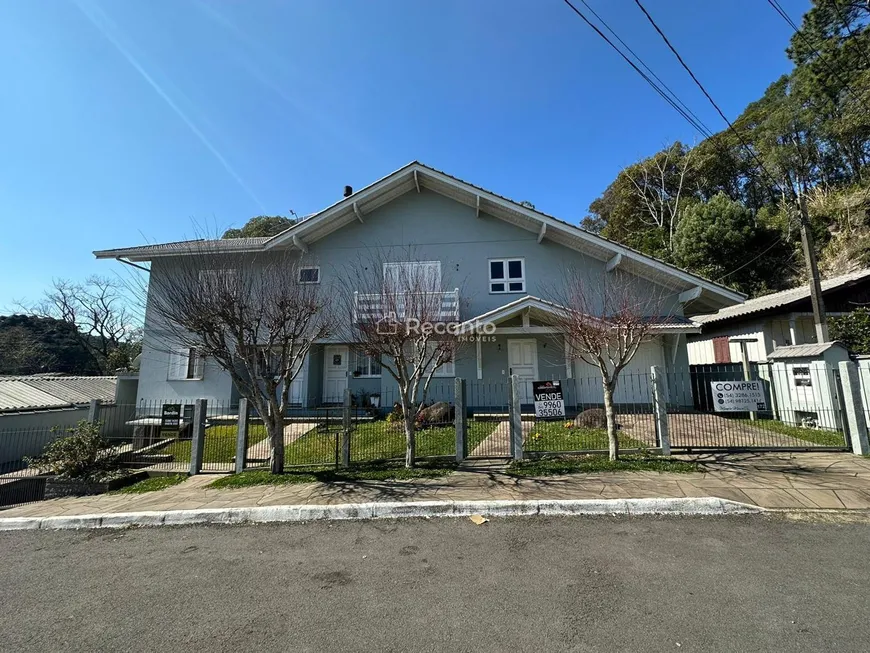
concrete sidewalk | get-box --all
[3,452,870,520]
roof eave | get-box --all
[267,162,744,306]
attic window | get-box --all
[489,258,525,293]
[299,267,320,284]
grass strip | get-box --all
[508,454,699,476]
[208,459,457,489]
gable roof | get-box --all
[459,295,700,334]
[694,268,870,326]
[0,376,118,413]
[94,161,744,313]
[767,342,849,359]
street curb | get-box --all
[0,497,763,531]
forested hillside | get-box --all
[583,0,870,297]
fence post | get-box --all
[341,388,352,468]
[837,361,870,456]
[87,399,102,424]
[234,398,249,474]
[766,361,781,421]
[455,377,467,462]
[189,398,207,475]
[509,374,523,461]
[650,366,671,456]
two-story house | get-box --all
[94,162,744,410]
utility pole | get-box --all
[798,192,829,343]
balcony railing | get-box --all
[353,289,460,323]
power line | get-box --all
[628,0,820,286]
[571,0,716,139]
[766,0,870,115]
[828,0,870,70]
[631,0,792,201]
[558,0,800,288]
[715,233,788,282]
[560,0,714,138]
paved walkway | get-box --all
[469,420,534,456]
[245,422,318,461]
[4,452,870,518]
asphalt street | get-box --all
[1,513,869,652]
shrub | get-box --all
[387,402,405,423]
[25,421,121,481]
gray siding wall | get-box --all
[0,404,135,467]
[136,188,690,405]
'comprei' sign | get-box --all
[710,380,766,412]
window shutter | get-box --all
[192,350,205,379]
[168,349,186,380]
[713,337,731,364]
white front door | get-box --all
[288,356,306,406]
[508,339,538,403]
[323,345,349,403]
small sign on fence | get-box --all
[533,380,566,419]
[710,381,766,412]
[160,403,183,431]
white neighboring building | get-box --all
[687,269,870,366]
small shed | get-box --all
[767,342,850,430]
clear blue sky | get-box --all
[0,0,809,309]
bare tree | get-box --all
[546,268,671,461]
[625,142,694,253]
[337,248,464,468]
[134,245,333,474]
[19,276,136,371]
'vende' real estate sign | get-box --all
[533,380,566,419]
[710,380,767,412]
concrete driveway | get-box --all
[619,413,842,448]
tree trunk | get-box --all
[402,403,417,468]
[267,412,285,474]
[603,380,619,461]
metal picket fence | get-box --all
[4,361,867,510]
[670,365,851,451]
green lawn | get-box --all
[524,421,648,452]
[159,424,268,464]
[157,419,500,467]
[508,454,699,476]
[111,474,188,494]
[282,419,499,466]
[739,418,847,447]
[208,459,457,489]
[466,420,501,453]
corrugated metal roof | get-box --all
[0,382,69,412]
[19,377,117,405]
[694,268,870,326]
[767,342,848,359]
[0,376,117,412]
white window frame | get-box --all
[383,261,442,291]
[352,351,381,378]
[168,347,204,381]
[298,266,320,284]
[488,258,525,294]
[792,366,812,387]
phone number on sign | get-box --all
[536,400,564,418]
